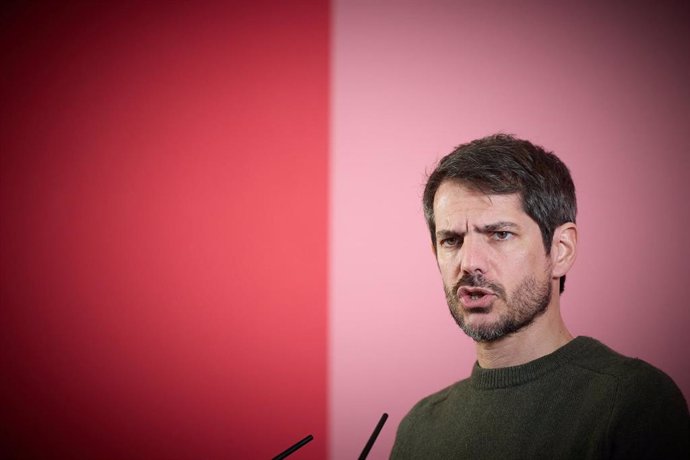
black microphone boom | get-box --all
[358,413,388,460]
[272,434,314,460]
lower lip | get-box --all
[459,293,497,309]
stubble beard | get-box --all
[444,271,552,343]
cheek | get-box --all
[437,265,459,289]
[438,265,454,284]
[499,248,548,283]
[436,253,454,273]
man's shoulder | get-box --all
[391,377,472,457]
[571,338,690,458]
[571,337,687,424]
[570,337,683,393]
[399,376,472,423]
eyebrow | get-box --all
[436,229,462,240]
[479,221,518,233]
[436,221,518,239]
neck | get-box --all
[475,298,573,369]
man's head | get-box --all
[423,134,577,294]
[423,134,577,342]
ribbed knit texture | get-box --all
[391,337,689,459]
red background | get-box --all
[1,2,328,458]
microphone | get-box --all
[272,434,314,460]
[358,413,388,460]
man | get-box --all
[391,134,689,459]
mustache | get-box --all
[453,272,506,300]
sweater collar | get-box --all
[470,336,598,389]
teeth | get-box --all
[470,294,481,300]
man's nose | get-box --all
[459,234,488,275]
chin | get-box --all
[459,316,506,342]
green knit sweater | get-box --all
[391,337,689,459]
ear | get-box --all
[550,222,577,278]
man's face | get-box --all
[433,181,554,342]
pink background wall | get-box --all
[331,1,689,458]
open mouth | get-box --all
[459,287,494,298]
[457,287,496,308]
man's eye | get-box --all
[440,237,459,247]
[493,231,513,241]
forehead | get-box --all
[433,181,525,226]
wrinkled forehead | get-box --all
[433,180,525,220]
[431,183,540,237]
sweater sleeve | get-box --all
[607,359,689,460]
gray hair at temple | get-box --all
[422,134,577,294]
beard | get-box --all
[444,271,552,343]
